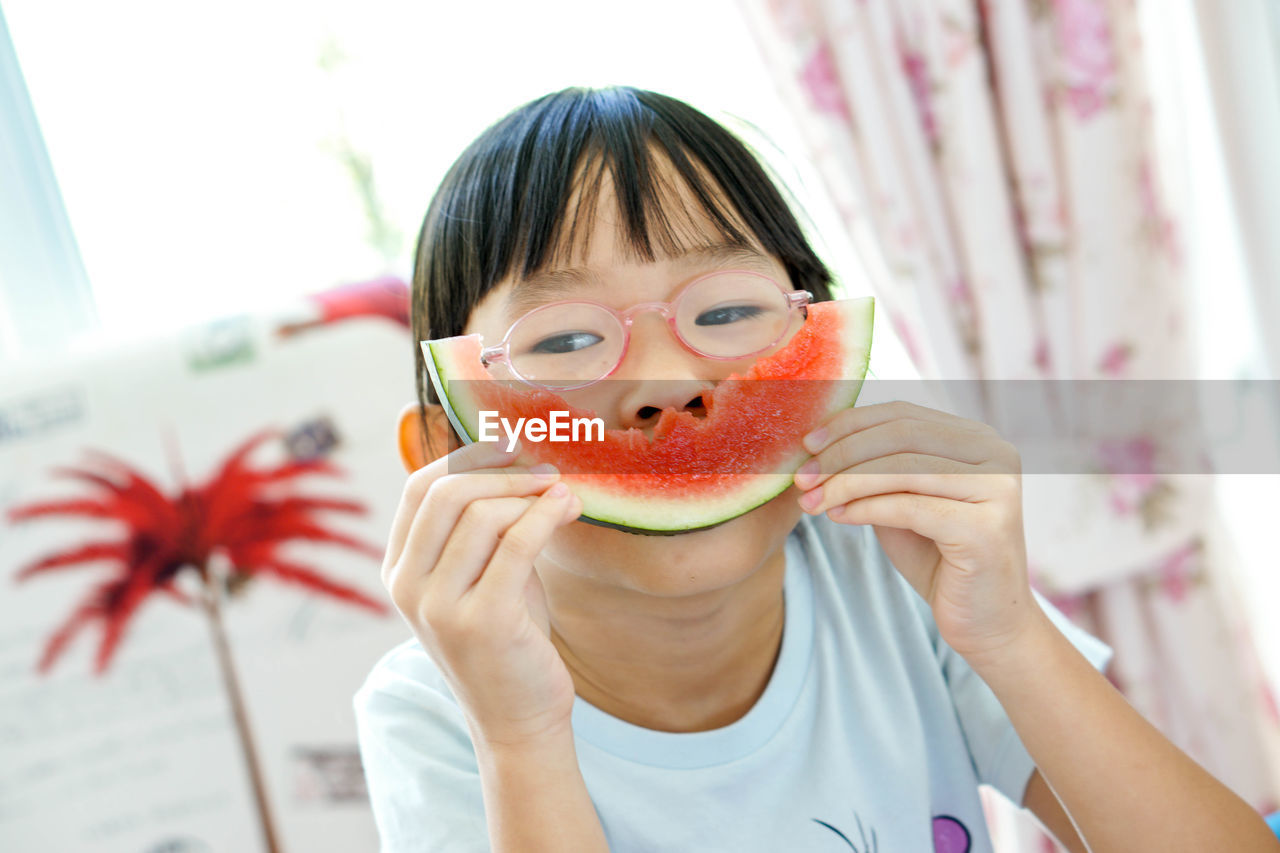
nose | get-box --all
[612,312,713,431]
[618,381,711,431]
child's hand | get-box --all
[380,441,583,748]
[793,401,1037,664]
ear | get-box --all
[396,402,460,473]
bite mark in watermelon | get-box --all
[422,297,874,534]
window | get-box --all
[1,0,916,376]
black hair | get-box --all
[411,86,835,455]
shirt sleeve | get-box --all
[353,642,491,853]
[932,592,1114,807]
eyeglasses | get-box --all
[479,270,813,391]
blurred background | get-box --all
[1,0,1278,850]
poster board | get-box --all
[0,306,415,852]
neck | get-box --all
[544,546,787,733]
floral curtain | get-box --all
[738,0,1280,848]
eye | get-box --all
[695,304,766,326]
[528,331,604,354]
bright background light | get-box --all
[4,0,918,376]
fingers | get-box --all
[426,485,578,603]
[425,496,527,601]
[793,402,1022,525]
[795,409,1019,493]
[395,461,563,589]
[799,418,1003,488]
[803,401,998,456]
[797,453,999,516]
[466,484,581,606]
[383,441,525,576]
[826,492,972,547]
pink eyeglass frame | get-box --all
[479,269,814,391]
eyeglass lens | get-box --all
[505,272,794,388]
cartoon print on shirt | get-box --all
[810,813,971,852]
[931,815,972,853]
[810,814,878,852]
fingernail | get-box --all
[548,482,569,498]
[796,459,819,489]
[530,463,559,480]
[799,486,823,512]
[804,428,828,453]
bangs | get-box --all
[522,130,757,275]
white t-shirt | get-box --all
[354,516,1112,852]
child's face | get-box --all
[464,173,798,431]
[461,165,806,595]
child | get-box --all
[355,87,1278,852]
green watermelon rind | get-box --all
[422,297,874,535]
[424,341,481,446]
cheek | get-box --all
[554,386,622,423]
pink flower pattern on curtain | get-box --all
[739,0,1280,848]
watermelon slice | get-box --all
[422,297,873,534]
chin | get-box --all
[549,494,803,597]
